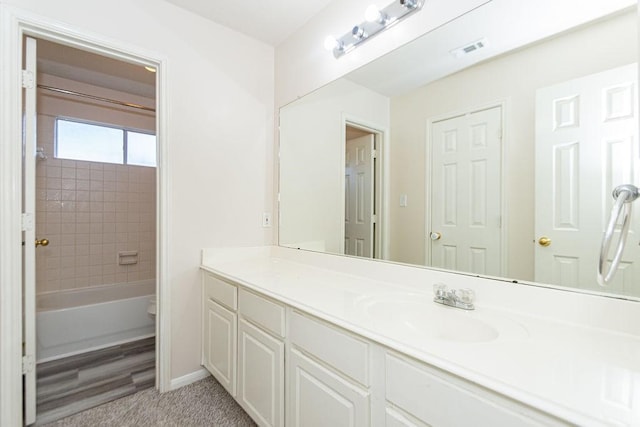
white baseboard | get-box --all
[169,368,210,391]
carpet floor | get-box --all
[42,376,256,426]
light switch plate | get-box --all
[262,212,272,228]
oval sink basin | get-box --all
[354,293,528,343]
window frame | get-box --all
[54,116,157,167]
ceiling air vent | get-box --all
[450,38,489,58]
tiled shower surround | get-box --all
[35,115,156,294]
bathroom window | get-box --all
[55,118,156,167]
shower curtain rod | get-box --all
[37,84,156,113]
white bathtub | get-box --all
[36,280,156,362]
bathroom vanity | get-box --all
[201,246,640,427]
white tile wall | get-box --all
[35,115,156,294]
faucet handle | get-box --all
[433,282,447,298]
[454,288,475,305]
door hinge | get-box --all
[22,354,34,374]
[372,149,377,159]
[372,214,377,224]
[22,213,34,231]
[21,70,35,89]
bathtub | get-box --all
[36,280,156,362]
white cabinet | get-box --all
[201,268,568,427]
[288,348,370,427]
[237,288,285,427]
[288,311,370,427]
[203,298,237,396]
[202,273,238,397]
[385,352,565,427]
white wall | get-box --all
[279,79,389,253]
[0,0,274,383]
[389,10,637,276]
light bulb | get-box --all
[365,5,382,22]
[144,66,156,73]
[324,36,339,51]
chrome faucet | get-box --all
[433,283,475,310]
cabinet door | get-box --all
[203,299,237,396]
[288,348,369,427]
[385,407,429,427]
[238,319,284,427]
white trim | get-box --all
[170,368,211,391]
[0,6,172,424]
[0,6,26,426]
[341,114,391,260]
[155,43,172,394]
[424,99,508,275]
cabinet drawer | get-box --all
[203,272,237,311]
[386,353,552,427]
[239,289,285,338]
[289,311,369,387]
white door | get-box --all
[535,63,639,293]
[429,106,502,276]
[344,135,375,258]
[22,36,38,426]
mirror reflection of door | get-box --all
[535,63,639,293]
[345,127,376,258]
[429,105,503,276]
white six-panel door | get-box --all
[344,135,375,258]
[535,63,639,293]
[429,106,503,276]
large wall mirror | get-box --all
[279,0,639,299]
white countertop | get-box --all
[201,246,640,427]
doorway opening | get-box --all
[344,123,384,259]
[22,36,161,425]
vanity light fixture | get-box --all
[325,0,425,58]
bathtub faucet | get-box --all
[433,283,475,310]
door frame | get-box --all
[0,6,171,425]
[424,100,508,276]
[341,114,389,260]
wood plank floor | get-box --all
[36,337,155,426]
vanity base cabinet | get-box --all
[203,298,237,397]
[384,407,429,427]
[201,268,571,427]
[238,318,284,427]
[287,348,370,427]
[385,352,566,427]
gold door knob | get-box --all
[35,238,49,247]
[430,232,442,241]
[538,236,551,247]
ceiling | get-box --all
[163,0,336,46]
[37,39,156,98]
[36,0,337,96]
